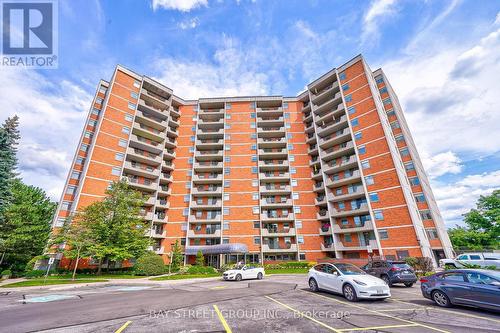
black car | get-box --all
[362,260,417,287]
[420,269,500,311]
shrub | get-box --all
[405,257,433,275]
[134,252,166,276]
[24,270,45,278]
[195,250,205,266]
[186,265,217,275]
[1,269,12,278]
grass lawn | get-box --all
[45,274,144,280]
[1,279,108,288]
[150,273,221,281]
[265,268,308,275]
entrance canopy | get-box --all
[185,243,248,255]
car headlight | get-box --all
[353,279,367,286]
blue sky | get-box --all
[1,0,499,228]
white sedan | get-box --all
[308,263,390,301]
[223,265,265,281]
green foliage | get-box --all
[133,251,166,276]
[0,179,55,273]
[404,257,433,274]
[448,190,500,250]
[0,115,19,221]
[264,261,316,270]
[195,250,205,266]
[24,270,45,278]
[186,265,217,274]
[170,240,183,272]
[1,269,12,277]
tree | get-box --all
[0,180,55,272]
[170,240,183,272]
[195,250,205,266]
[50,217,95,280]
[77,180,151,274]
[134,251,165,276]
[448,190,500,250]
[0,115,19,221]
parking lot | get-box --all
[0,275,499,332]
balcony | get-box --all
[330,203,370,218]
[158,185,172,196]
[259,184,291,194]
[163,148,176,160]
[195,149,223,160]
[315,196,327,206]
[188,215,222,224]
[259,148,288,159]
[321,243,336,252]
[308,144,318,155]
[129,134,162,155]
[148,227,166,238]
[163,161,175,171]
[314,92,343,116]
[141,88,169,106]
[197,128,224,139]
[332,220,374,233]
[262,243,297,252]
[260,213,294,222]
[170,106,180,117]
[133,122,164,141]
[258,159,289,170]
[135,110,168,130]
[257,116,284,126]
[192,173,223,184]
[196,139,224,149]
[199,108,224,116]
[327,187,365,202]
[160,172,173,183]
[144,196,156,206]
[126,177,157,192]
[187,229,221,238]
[321,141,355,162]
[316,210,330,221]
[260,198,293,207]
[257,126,285,138]
[316,115,348,137]
[323,156,358,175]
[319,226,332,236]
[336,239,378,251]
[325,170,362,188]
[191,187,223,196]
[167,126,179,138]
[123,160,160,178]
[127,147,162,166]
[319,129,352,149]
[260,172,290,182]
[164,137,177,149]
[262,228,295,237]
[137,98,168,120]
[191,200,222,209]
[257,137,287,148]
[168,117,180,128]
[311,81,339,103]
[313,182,325,193]
[311,170,322,180]
[256,107,283,116]
[156,199,170,209]
[149,246,165,255]
[193,161,223,172]
[198,118,224,127]
[139,211,154,220]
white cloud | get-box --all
[432,170,500,227]
[494,11,500,25]
[0,68,92,201]
[421,151,463,179]
[152,0,208,12]
[361,0,398,45]
[178,17,199,29]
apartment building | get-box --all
[51,54,453,268]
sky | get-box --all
[1,0,499,228]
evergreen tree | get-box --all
[195,250,205,266]
[170,240,183,272]
[0,115,20,221]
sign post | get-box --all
[44,257,55,284]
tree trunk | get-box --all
[97,257,102,275]
[72,248,81,281]
[0,252,5,265]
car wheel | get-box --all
[432,290,451,308]
[309,278,319,292]
[404,282,414,287]
[381,275,392,287]
[235,274,242,282]
[343,284,358,302]
[257,272,263,280]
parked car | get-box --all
[439,253,500,269]
[362,260,417,287]
[222,265,265,281]
[308,262,390,302]
[420,269,500,311]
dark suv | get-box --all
[362,260,417,287]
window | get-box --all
[128,102,136,110]
[223,193,230,201]
[339,72,346,80]
[250,112,256,118]
[374,210,384,220]
[288,143,294,150]
[225,114,231,119]
[225,103,232,109]
[95,97,103,104]
[383,98,392,105]
[351,118,359,127]
[70,171,81,180]
[400,148,409,156]
[378,229,389,240]
[66,186,76,195]
[342,83,349,91]
[379,87,388,94]
[182,208,189,216]
[225,145,231,151]
[420,210,432,220]
[298,236,304,244]
[426,228,438,239]
[122,126,130,134]
[225,156,230,162]
[291,179,297,187]
[291,167,297,174]
[225,124,231,129]
[409,177,420,186]
[251,133,257,139]
[369,193,379,202]
[252,193,259,200]
[224,180,230,188]
[222,238,229,244]
[80,143,89,152]
[223,207,230,216]
[344,94,352,102]
[55,218,66,227]
[287,133,292,139]
[115,153,124,161]
[253,221,260,228]
[391,121,400,129]
[118,139,127,147]
[224,167,230,175]
[375,77,384,84]
[292,192,299,200]
[254,237,260,245]
[361,160,370,169]
[466,272,497,285]
[405,162,415,171]
[386,110,395,117]
[133,80,141,88]
[88,119,97,127]
[61,201,72,211]
[396,250,410,260]
[358,145,366,154]
[253,207,259,214]
[111,167,121,176]
[188,157,193,164]
[125,114,133,122]
[251,155,257,162]
[414,193,426,202]
[365,175,374,185]
[354,132,362,140]
[296,220,302,228]
[283,102,289,109]
[251,166,258,174]
[75,157,84,165]
[91,108,100,116]
[395,134,405,143]
[347,106,356,115]
[344,233,352,242]
[250,123,256,128]
[294,207,301,214]
[251,144,256,150]
[439,272,466,282]
[84,131,93,139]
[252,179,258,187]
[130,91,138,99]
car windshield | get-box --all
[392,263,411,269]
[334,263,366,275]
